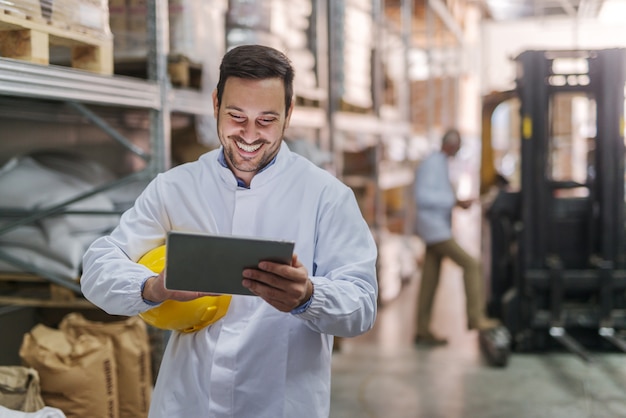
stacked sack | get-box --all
[0,151,149,280]
[0,366,45,412]
[19,314,152,418]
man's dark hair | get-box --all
[215,44,295,116]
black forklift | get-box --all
[479,48,626,366]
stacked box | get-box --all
[112,0,225,63]
[38,0,112,39]
[0,0,40,16]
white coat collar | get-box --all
[214,141,293,189]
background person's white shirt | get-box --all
[413,151,456,245]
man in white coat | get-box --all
[80,45,378,418]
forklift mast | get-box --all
[483,49,626,358]
[518,49,625,270]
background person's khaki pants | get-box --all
[416,238,489,337]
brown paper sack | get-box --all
[59,313,152,418]
[18,324,119,418]
[0,366,45,412]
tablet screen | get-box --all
[164,231,295,295]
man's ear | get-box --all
[212,89,219,119]
[284,96,295,129]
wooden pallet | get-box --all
[339,98,373,114]
[0,272,96,309]
[0,8,113,75]
[295,95,321,108]
[114,54,203,89]
[167,54,202,89]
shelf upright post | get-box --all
[425,1,435,142]
[372,0,385,232]
[315,0,331,158]
[400,0,413,124]
[401,0,415,236]
[327,0,343,177]
[147,0,172,176]
[145,0,174,370]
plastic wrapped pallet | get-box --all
[124,0,148,58]
[1,0,112,39]
[108,0,226,147]
[49,0,112,39]
[113,0,225,62]
[0,0,40,17]
[271,0,318,96]
[108,0,128,53]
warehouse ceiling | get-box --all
[383,0,615,46]
[480,0,607,21]
[383,0,607,19]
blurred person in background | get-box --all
[413,128,499,345]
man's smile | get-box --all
[235,141,263,153]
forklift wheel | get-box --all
[479,325,512,367]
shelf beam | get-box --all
[0,58,160,108]
[0,57,219,117]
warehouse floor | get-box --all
[329,208,626,418]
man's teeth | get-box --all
[237,142,262,152]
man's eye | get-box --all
[230,114,245,121]
[258,118,276,125]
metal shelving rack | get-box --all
[328,0,414,230]
[0,0,211,296]
[326,0,415,304]
[0,0,332,299]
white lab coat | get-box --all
[80,142,378,418]
[413,151,456,245]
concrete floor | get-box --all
[329,208,626,418]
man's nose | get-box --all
[239,120,259,141]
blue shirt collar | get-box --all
[218,148,278,188]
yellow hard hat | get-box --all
[137,245,231,333]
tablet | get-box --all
[164,231,295,296]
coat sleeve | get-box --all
[80,176,171,316]
[294,186,378,338]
